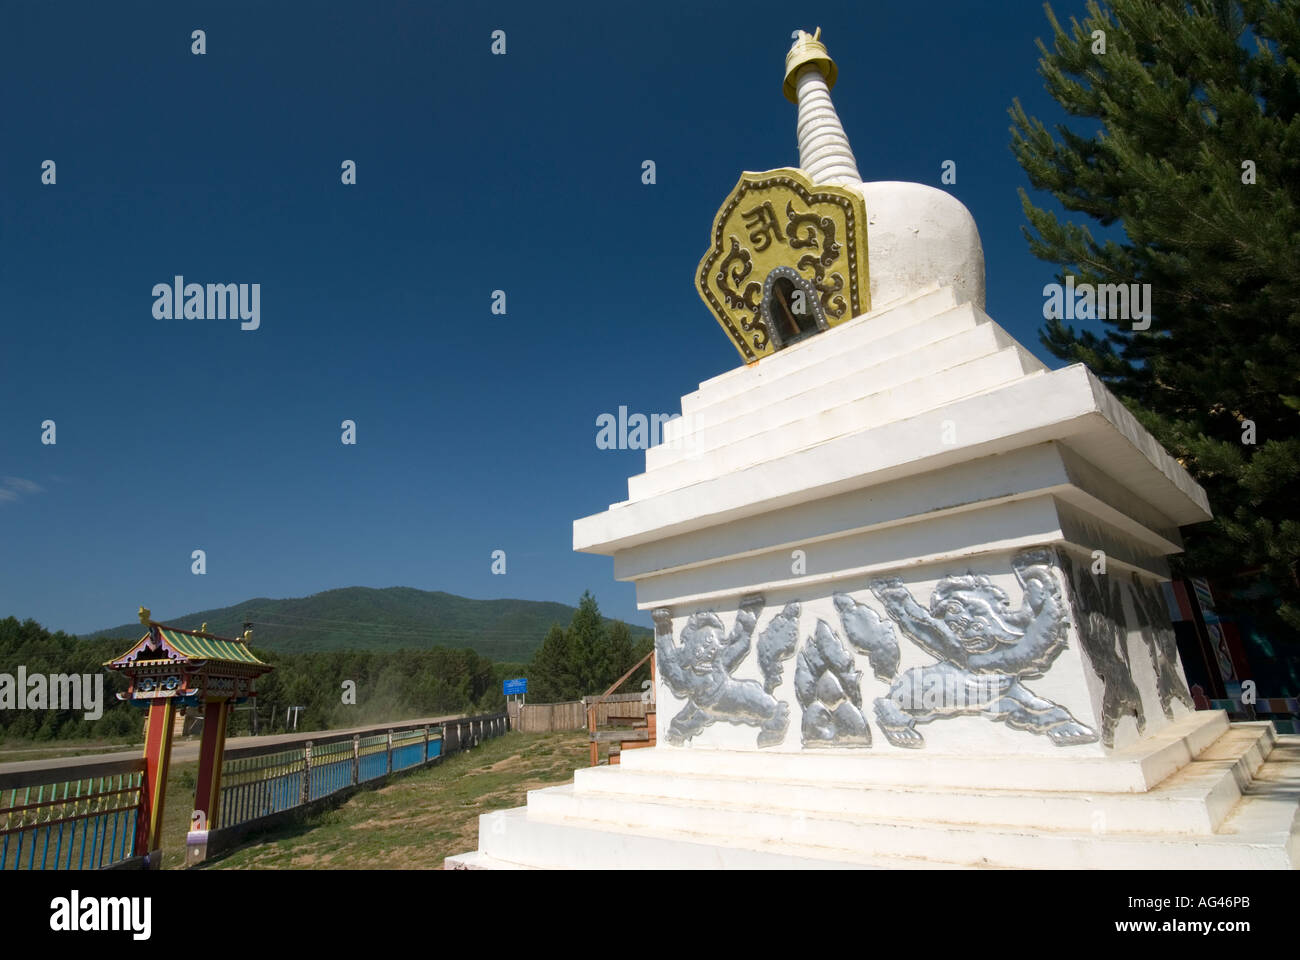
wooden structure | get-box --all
[516,700,587,733]
[515,694,653,733]
[104,608,273,866]
[587,651,656,765]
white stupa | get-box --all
[448,30,1299,869]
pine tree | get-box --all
[566,591,607,695]
[526,623,578,702]
[604,620,637,688]
[1009,0,1300,631]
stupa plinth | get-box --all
[449,30,1299,869]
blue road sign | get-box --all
[503,677,527,696]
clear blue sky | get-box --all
[0,0,1093,637]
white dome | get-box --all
[853,181,986,312]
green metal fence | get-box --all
[0,757,144,870]
[216,713,507,833]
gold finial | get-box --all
[241,628,253,644]
[138,606,152,625]
[198,623,208,635]
[784,26,837,103]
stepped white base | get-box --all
[461,282,1300,870]
[446,717,1300,870]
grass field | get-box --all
[0,737,142,763]
[197,730,589,869]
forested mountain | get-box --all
[1,588,655,742]
[86,586,649,660]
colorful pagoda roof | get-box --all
[105,619,268,670]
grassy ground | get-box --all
[0,736,143,763]
[161,759,200,870]
[198,730,589,869]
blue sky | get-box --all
[0,0,1094,637]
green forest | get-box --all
[0,590,652,743]
[85,586,649,659]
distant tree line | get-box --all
[0,616,505,742]
[0,591,649,743]
[0,618,138,741]
[241,646,505,734]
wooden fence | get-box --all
[517,693,649,733]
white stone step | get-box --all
[665,317,1040,444]
[619,711,1237,793]
[527,747,1299,869]
[574,364,1209,554]
[682,284,959,414]
[444,849,531,869]
[471,805,903,869]
[573,724,1271,836]
[668,301,1005,443]
[449,727,1297,869]
[632,346,1040,500]
[608,442,1147,584]
[652,320,1040,468]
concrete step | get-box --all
[669,301,997,442]
[618,711,1238,794]
[472,805,950,869]
[664,319,1035,450]
[527,754,1298,869]
[632,344,1041,500]
[682,284,959,414]
[650,322,1041,471]
[445,849,532,870]
[449,727,1298,869]
[574,724,1271,836]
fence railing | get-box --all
[215,712,506,835]
[0,710,508,869]
[583,692,652,724]
[0,757,145,870]
[517,694,650,733]
[516,700,587,732]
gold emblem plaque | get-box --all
[695,168,870,362]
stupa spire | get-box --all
[784,28,861,186]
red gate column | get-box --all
[193,698,230,828]
[136,699,177,864]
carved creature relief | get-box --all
[655,550,1155,752]
[867,549,1099,748]
[1058,551,1145,747]
[833,592,899,680]
[795,620,871,746]
[654,596,792,748]
[1130,572,1195,719]
[757,601,802,693]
